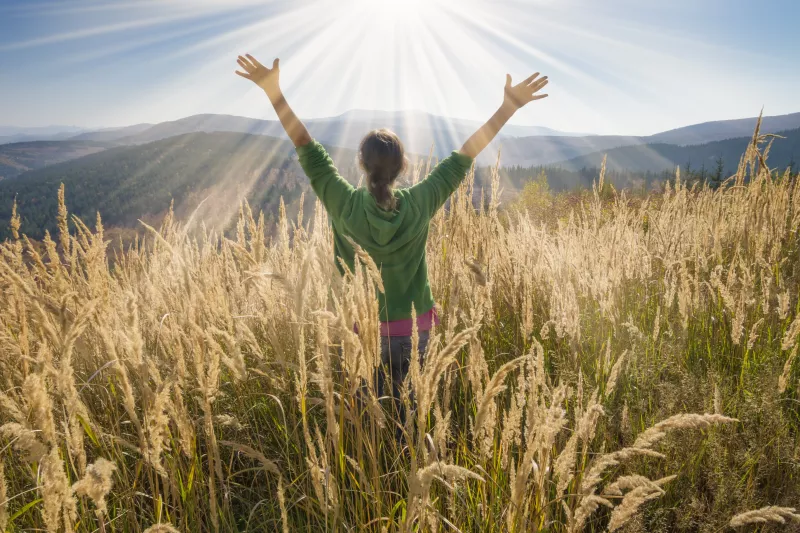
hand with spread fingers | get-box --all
[459,70,550,159]
[503,72,549,110]
[235,54,281,100]
[234,53,311,146]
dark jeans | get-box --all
[374,330,430,434]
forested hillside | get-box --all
[0,140,110,180]
[0,132,362,240]
[557,128,800,174]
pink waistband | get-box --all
[380,307,439,337]
[353,307,440,337]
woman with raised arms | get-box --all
[235,53,548,427]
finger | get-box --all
[531,94,549,100]
[505,74,512,88]
[272,58,280,70]
[237,57,254,72]
[246,54,265,69]
[522,72,540,86]
[237,56,255,71]
[235,70,252,80]
[531,78,549,92]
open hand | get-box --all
[235,54,281,98]
[504,72,549,110]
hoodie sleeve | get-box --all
[408,150,474,219]
[296,140,355,220]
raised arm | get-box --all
[236,54,354,218]
[459,72,549,159]
[409,70,549,217]
[235,54,312,147]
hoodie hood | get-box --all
[363,191,409,248]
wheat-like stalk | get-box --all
[40,447,77,533]
[729,506,800,527]
[71,458,117,516]
[779,345,798,394]
[632,413,738,449]
[473,355,525,457]
[606,475,676,532]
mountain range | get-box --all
[2,127,798,242]
[1,109,798,241]
[2,110,799,182]
[0,110,570,156]
[74,110,580,161]
[558,128,799,174]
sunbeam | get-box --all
[2,0,799,135]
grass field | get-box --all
[1,122,799,532]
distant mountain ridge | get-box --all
[2,110,799,176]
[496,112,800,167]
[554,127,800,174]
[100,110,800,165]
[0,140,110,180]
[0,131,81,145]
[107,110,580,161]
[69,123,154,142]
[0,125,85,137]
[646,112,800,145]
[0,124,152,145]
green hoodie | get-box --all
[296,140,474,322]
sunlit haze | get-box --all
[1,0,798,135]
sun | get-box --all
[375,0,425,11]
[352,0,431,25]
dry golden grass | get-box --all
[0,119,798,532]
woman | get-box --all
[235,54,548,408]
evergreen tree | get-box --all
[710,156,725,189]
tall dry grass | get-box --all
[0,119,798,532]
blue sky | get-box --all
[1,0,798,135]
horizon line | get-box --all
[3,108,799,139]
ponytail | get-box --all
[359,129,406,211]
[367,170,397,211]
